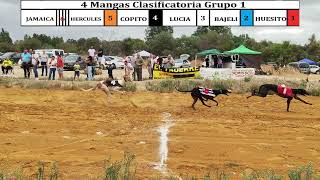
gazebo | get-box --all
[225,45,262,69]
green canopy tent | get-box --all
[195,49,222,67]
[225,45,262,69]
[197,49,222,56]
[225,45,262,55]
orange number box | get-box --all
[104,10,117,26]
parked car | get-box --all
[309,65,320,74]
[0,52,21,64]
[63,55,85,71]
[35,49,65,57]
[105,56,124,69]
[174,58,191,68]
[287,62,310,74]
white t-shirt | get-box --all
[31,54,39,65]
[39,54,48,63]
[88,49,95,57]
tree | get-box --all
[193,26,231,36]
[0,28,12,44]
[145,31,175,55]
[145,27,173,42]
[305,34,320,61]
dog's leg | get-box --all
[212,99,219,106]
[199,97,211,108]
[287,97,293,112]
[191,97,198,110]
[247,90,256,99]
[294,96,312,105]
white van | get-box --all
[35,49,65,57]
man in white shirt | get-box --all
[39,50,48,76]
[31,49,39,80]
[88,46,96,58]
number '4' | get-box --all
[81,2,87,8]
[153,15,158,21]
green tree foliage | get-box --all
[193,26,231,36]
[145,26,173,42]
[145,31,175,56]
[0,27,318,66]
[0,28,12,44]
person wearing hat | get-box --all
[163,54,174,68]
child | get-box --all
[73,61,81,80]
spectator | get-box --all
[163,54,174,68]
[40,50,48,76]
[31,50,39,80]
[97,45,104,65]
[136,54,144,81]
[205,57,209,68]
[131,54,137,81]
[123,59,133,82]
[86,56,94,80]
[48,56,57,80]
[57,54,64,79]
[148,55,157,80]
[157,57,163,67]
[1,59,13,75]
[218,58,223,68]
[106,63,115,79]
[73,61,81,80]
[21,49,31,79]
[88,46,95,59]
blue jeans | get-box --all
[87,66,93,80]
[33,64,38,78]
[49,68,56,80]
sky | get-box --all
[0,0,319,45]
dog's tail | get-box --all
[80,88,95,92]
[175,87,192,92]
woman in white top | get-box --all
[48,56,57,80]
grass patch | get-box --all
[104,151,136,180]
[121,82,137,92]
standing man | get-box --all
[31,50,39,80]
[86,56,94,80]
[88,46,96,77]
[97,45,104,66]
[163,54,174,68]
[136,54,144,81]
[40,50,48,76]
[88,46,96,59]
[131,53,137,81]
[21,49,31,79]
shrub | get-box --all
[121,82,137,92]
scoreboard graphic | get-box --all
[20,1,300,27]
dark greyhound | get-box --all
[247,84,312,112]
[176,87,231,110]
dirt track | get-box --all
[0,88,320,179]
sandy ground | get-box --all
[0,88,320,179]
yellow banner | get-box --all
[153,64,200,79]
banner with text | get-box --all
[153,64,200,79]
[200,68,255,79]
